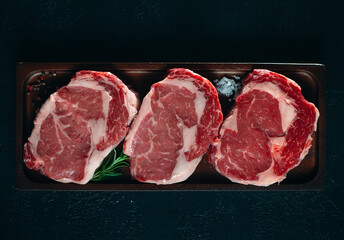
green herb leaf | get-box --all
[91,149,130,182]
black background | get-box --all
[1,0,343,239]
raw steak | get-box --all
[124,68,223,184]
[24,71,139,184]
[208,69,319,186]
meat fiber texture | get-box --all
[124,68,223,184]
[208,69,319,186]
[24,71,139,184]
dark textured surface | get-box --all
[0,0,343,239]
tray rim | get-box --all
[16,62,326,191]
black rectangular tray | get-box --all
[16,62,325,190]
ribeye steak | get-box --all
[208,69,319,186]
[124,68,223,184]
[24,71,139,184]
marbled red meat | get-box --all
[208,69,319,186]
[24,71,139,184]
[124,68,223,184]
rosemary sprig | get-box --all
[91,149,130,181]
